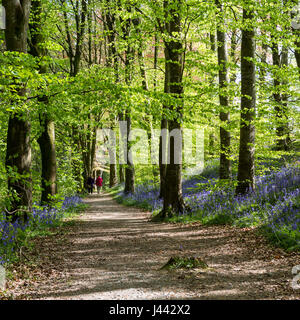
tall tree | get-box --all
[29,0,57,204]
[122,5,135,194]
[216,0,231,179]
[236,3,256,195]
[3,0,32,222]
[58,0,95,191]
[271,39,291,151]
[208,31,217,157]
[104,2,119,187]
[158,6,168,200]
[132,17,158,181]
[58,0,87,77]
[160,0,186,216]
[118,113,125,184]
[291,0,300,78]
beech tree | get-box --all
[216,0,231,180]
[122,5,135,194]
[29,0,57,204]
[3,0,32,221]
[160,0,186,217]
[103,0,119,188]
[271,40,291,151]
[236,3,256,195]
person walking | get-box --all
[87,176,95,194]
[96,175,103,194]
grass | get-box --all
[161,256,208,270]
[260,225,300,252]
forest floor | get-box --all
[6,193,300,300]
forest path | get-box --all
[20,193,300,300]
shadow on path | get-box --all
[28,193,300,300]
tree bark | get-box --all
[80,117,97,190]
[104,5,119,187]
[122,9,135,194]
[291,1,300,79]
[216,0,231,180]
[4,0,32,222]
[118,113,125,183]
[271,40,291,151]
[124,110,135,194]
[29,0,57,204]
[37,111,57,203]
[73,0,87,76]
[159,118,168,199]
[158,67,168,199]
[279,47,291,150]
[154,29,159,90]
[236,6,256,195]
[160,0,185,217]
[59,0,89,191]
[109,121,118,187]
[208,32,216,157]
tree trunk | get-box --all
[154,29,159,90]
[71,128,83,191]
[60,0,88,191]
[216,0,231,180]
[208,32,216,157]
[124,110,135,194]
[294,36,300,78]
[73,0,87,76]
[122,10,135,194]
[133,17,159,183]
[229,30,238,102]
[29,0,57,204]
[105,6,119,187]
[119,165,125,183]
[260,42,268,84]
[159,118,168,199]
[88,11,92,66]
[158,5,171,200]
[160,0,185,217]
[38,112,57,203]
[271,41,291,151]
[291,2,300,79]
[279,47,291,150]
[81,119,97,191]
[110,163,118,187]
[109,121,118,187]
[236,6,256,195]
[118,113,125,183]
[4,0,32,222]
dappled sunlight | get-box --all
[19,193,300,300]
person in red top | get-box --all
[96,175,103,194]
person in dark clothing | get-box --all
[87,176,95,194]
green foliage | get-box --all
[261,225,300,252]
[161,256,208,270]
[0,0,299,265]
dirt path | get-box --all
[12,193,300,300]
